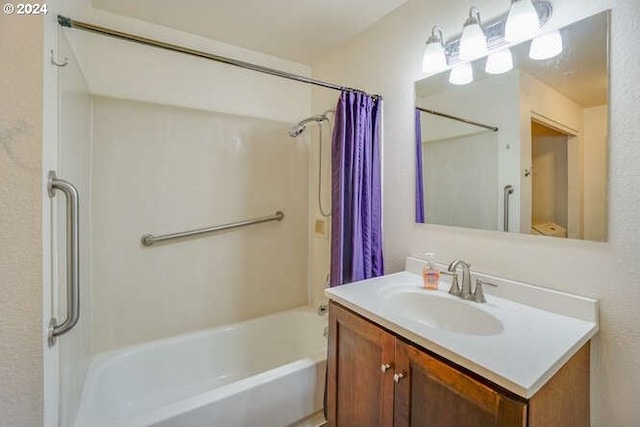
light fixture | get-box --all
[449,62,473,85]
[420,1,554,86]
[422,26,447,74]
[529,29,563,59]
[504,0,540,42]
[459,7,488,61]
[485,48,513,74]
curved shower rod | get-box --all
[57,15,381,99]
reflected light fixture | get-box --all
[422,26,447,74]
[529,29,563,59]
[459,7,488,60]
[504,0,540,42]
[485,48,513,74]
[449,62,473,85]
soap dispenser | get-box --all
[422,253,440,290]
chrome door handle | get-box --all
[48,171,80,346]
[381,363,392,373]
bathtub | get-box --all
[74,307,327,427]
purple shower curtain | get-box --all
[415,108,425,223]
[330,90,383,286]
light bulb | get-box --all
[485,48,513,74]
[504,0,540,42]
[459,8,487,61]
[449,62,473,85]
[422,27,447,73]
[529,29,563,60]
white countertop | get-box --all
[325,261,598,398]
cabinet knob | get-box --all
[381,363,392,373]
[393,372,405,383]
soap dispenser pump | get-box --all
[422,253,440,290]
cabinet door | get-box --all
[394,340,526,427]
[327,302,395,427]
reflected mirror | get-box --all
[414,11,609,241]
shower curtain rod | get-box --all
[57,15,379,98]
[417,107,498,132]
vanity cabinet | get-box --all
[326,298,395,427]
[393,339,525,427]
[327,301,589,427]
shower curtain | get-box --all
[330,90,383,286]
[415,108,425,222]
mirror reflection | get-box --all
[414,11,609,241]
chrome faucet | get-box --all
[448,259,473,300]
[446,260,497,303]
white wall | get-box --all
[90,97,309,352]
[0,13,43,427]
[422,130,499,230]
[583,105,608,241]
[311,0,640,425]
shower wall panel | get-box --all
[90,97,309,353]
[57,32,93,427]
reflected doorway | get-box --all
[530,120,571,238]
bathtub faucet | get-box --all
[317,304,328,316]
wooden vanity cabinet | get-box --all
[327,301,589,427]
[327,298,395,427]
[394,339,526,427]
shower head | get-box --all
[288,124,306,137]
[288,113,331,137]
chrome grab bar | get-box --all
[503,185,514,232]
[141,211,284,247]
[48,171,80,346]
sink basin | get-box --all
[382,288,503,336]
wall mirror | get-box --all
[414,11,609,242]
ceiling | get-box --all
[512,12,608,107]
[91,0,409,64]
[416,12,608,108]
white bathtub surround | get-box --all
[325,258,598,398]
[90,97,310,352]
[74,307,327,427]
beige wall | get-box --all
[0,13,44,427]
[583,105,608,241]
[312,0,640,425]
